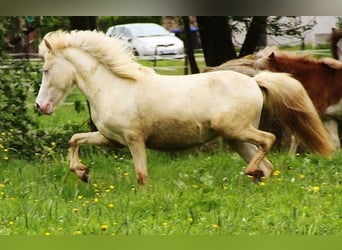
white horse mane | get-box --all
[39,30,153,80]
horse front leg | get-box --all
[69,132,121,182]
[124,133,148,186]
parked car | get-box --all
[106,23,185,59]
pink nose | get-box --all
[34,102,54,115]
[35,103,41,110]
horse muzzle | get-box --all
[35,102,54,115]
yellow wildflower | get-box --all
[273,170,281,176]
[312,186,320,193]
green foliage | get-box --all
[39,16,71,36]
[0,17,22,59]
[336,17,342,29]
[0,59,40,158]
[0,59,88,160]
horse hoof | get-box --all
[246,170,265,182]
[80,168,90,183]
[71,167,90,183]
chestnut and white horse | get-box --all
[255,47,342,152]
[35,30,334,185]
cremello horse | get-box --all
[35,30,334,185]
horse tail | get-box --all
[254,71,335,157]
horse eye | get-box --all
[43,68,49,74]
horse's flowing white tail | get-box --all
[254,72,335,157]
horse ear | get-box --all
[44,39,53,52]
[269,52,275,59]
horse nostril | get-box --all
[35,103,40,110]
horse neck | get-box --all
[62,48,123,97]
[269,56,312,77]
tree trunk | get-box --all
[70,16,98,131]
[182,16,199,74]
[197,16,236,66]
[70,16,97,30]
[239,16,267,57]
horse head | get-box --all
[254,46,278,71]
[35,39,76,115]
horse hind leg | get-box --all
[241,128,276,180]
[229,140,274,180]
[216,124,276,181]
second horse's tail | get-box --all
[254,71,335,157]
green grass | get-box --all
[0,148,341,235]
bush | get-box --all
[0,57,110,162]
[0,59,82,160]
[0,59,41,158]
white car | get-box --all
[106,23,185,59]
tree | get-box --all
[195,16,317,66]
[182,16,199,74]
[239,16,267,57]
[265,16,316,50]
[0,17,19,58]
[197,16,236,67]
[70,16,96,31]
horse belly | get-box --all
[145,120,218,150]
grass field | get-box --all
[1,55,342,235]
[1,148,341,235]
